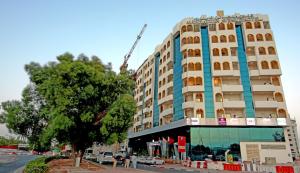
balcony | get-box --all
[182,86,204,93]
[213,70,234,76]
[143,107,151,113]
[249,69,259,76]
[259,69,282,76]
[181,57,202,64]
[256,118,278,126]
[223,100,245,108]
[252,84,275,92]
[158,94,173,105]
[254,101,278,108]
[143,116,152,123]
[226,118,246,126]
[182,101,204,109]
[182,71,201,78]
[160,108,173,117]
[222,84,243,92]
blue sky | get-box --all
[0,0,300,133]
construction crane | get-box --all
[120,24,147,72]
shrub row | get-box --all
[24,155,69,173]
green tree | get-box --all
[24,53,136,156]
[1,84,49,151]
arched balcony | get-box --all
[216,109,225,118]
[258,47,266,55]
[182,64,187,72]
[227,22,234,30]
[219,23,225,30]
[278,109,287,118]
[195,62,202,71]
[254,21,261,29]
[167,41,170,48]
[214,62,221,70]
[215,93,223,102]
[195,77,203,85]
[229,35,235,42]
[195,49,201,57]
[181,25,187,33]
[213,48,220,56]
[187,25,193,32]
[261,61,269,69]
[223,62,230,70]
[188,49,195,57]
[188,77,195,86]
[187,37,193,44]
[271,61,279,69]
[247,34,255,42]
[220,35,227,43]
[196,93,203,102]
[256,34,264,41]
[181,38,187,45]
[196,109,204,118]
[182,50,187,59]
[275,92,284,102]
[272,77,280,86]
[194,36,200,43]
[214,77,221,86]
[246,22,252,29]
[265,33,273,41]
[188,63,195,71]
[268,47,276,55]
[212,35,218,43]
[221,48,228,56]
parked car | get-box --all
[145,156,165,165]
[98,152,114,164]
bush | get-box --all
[24,155,69,173]
[24,157,48,173]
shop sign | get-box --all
[218,118,227,125]
[190,118,200,125]
[246,118,256,125]
[276,166,294,173]
[277,118,287,125]
[178,136,186,153]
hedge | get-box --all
[24,155,69,173]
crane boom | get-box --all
[120,24,147,72]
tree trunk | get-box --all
[72,144,77,166]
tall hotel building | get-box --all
[129,11,292,163]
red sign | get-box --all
[224,164,242,171]
[178,136,186,153]
[168,137,174,144]
[276,166,294,173]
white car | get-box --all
[145,156,165,165]
[98,152,114,164]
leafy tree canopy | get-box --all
[23,53,136,153]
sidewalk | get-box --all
[47,159,157,173]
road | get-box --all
[0,154,37,173]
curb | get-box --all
[14,166,25,173]
[149,164,198,172]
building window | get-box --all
[271,61,279,69]
[194,25,200,32]
[263,21,270,29]
[212,35,218,43]
[227,22,234,30]
[231,47,237,56]
[187,25,193,32]
[254,21,261,29]
[209,24,216,31]
[246,47,255,56]
[219,23,225,30]
[268,47,276,55]
[247,34,255,42]
[258,47,266,55]
[195,49,201,57]
[214,62,221,70]
[265,33,273,41]
[228,35,235,42]
[220,35,227,43]
[246,22,252,29]
[256,34,264,41]
[221,48,228,56]
[261,61,269,69]
[181,25,187,33]
[194,36,200,43]
[223,62,230,70]
[213,48,220,56]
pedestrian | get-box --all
[131,153,137,169]
[124,154,130,168]
[113,155,117,168]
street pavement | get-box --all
[0,154,37,173]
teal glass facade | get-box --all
[153,54,160,127]
[190,127,285,161]
[236,25,255,117]
[201,27,215,118]
[173,35,184,121]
